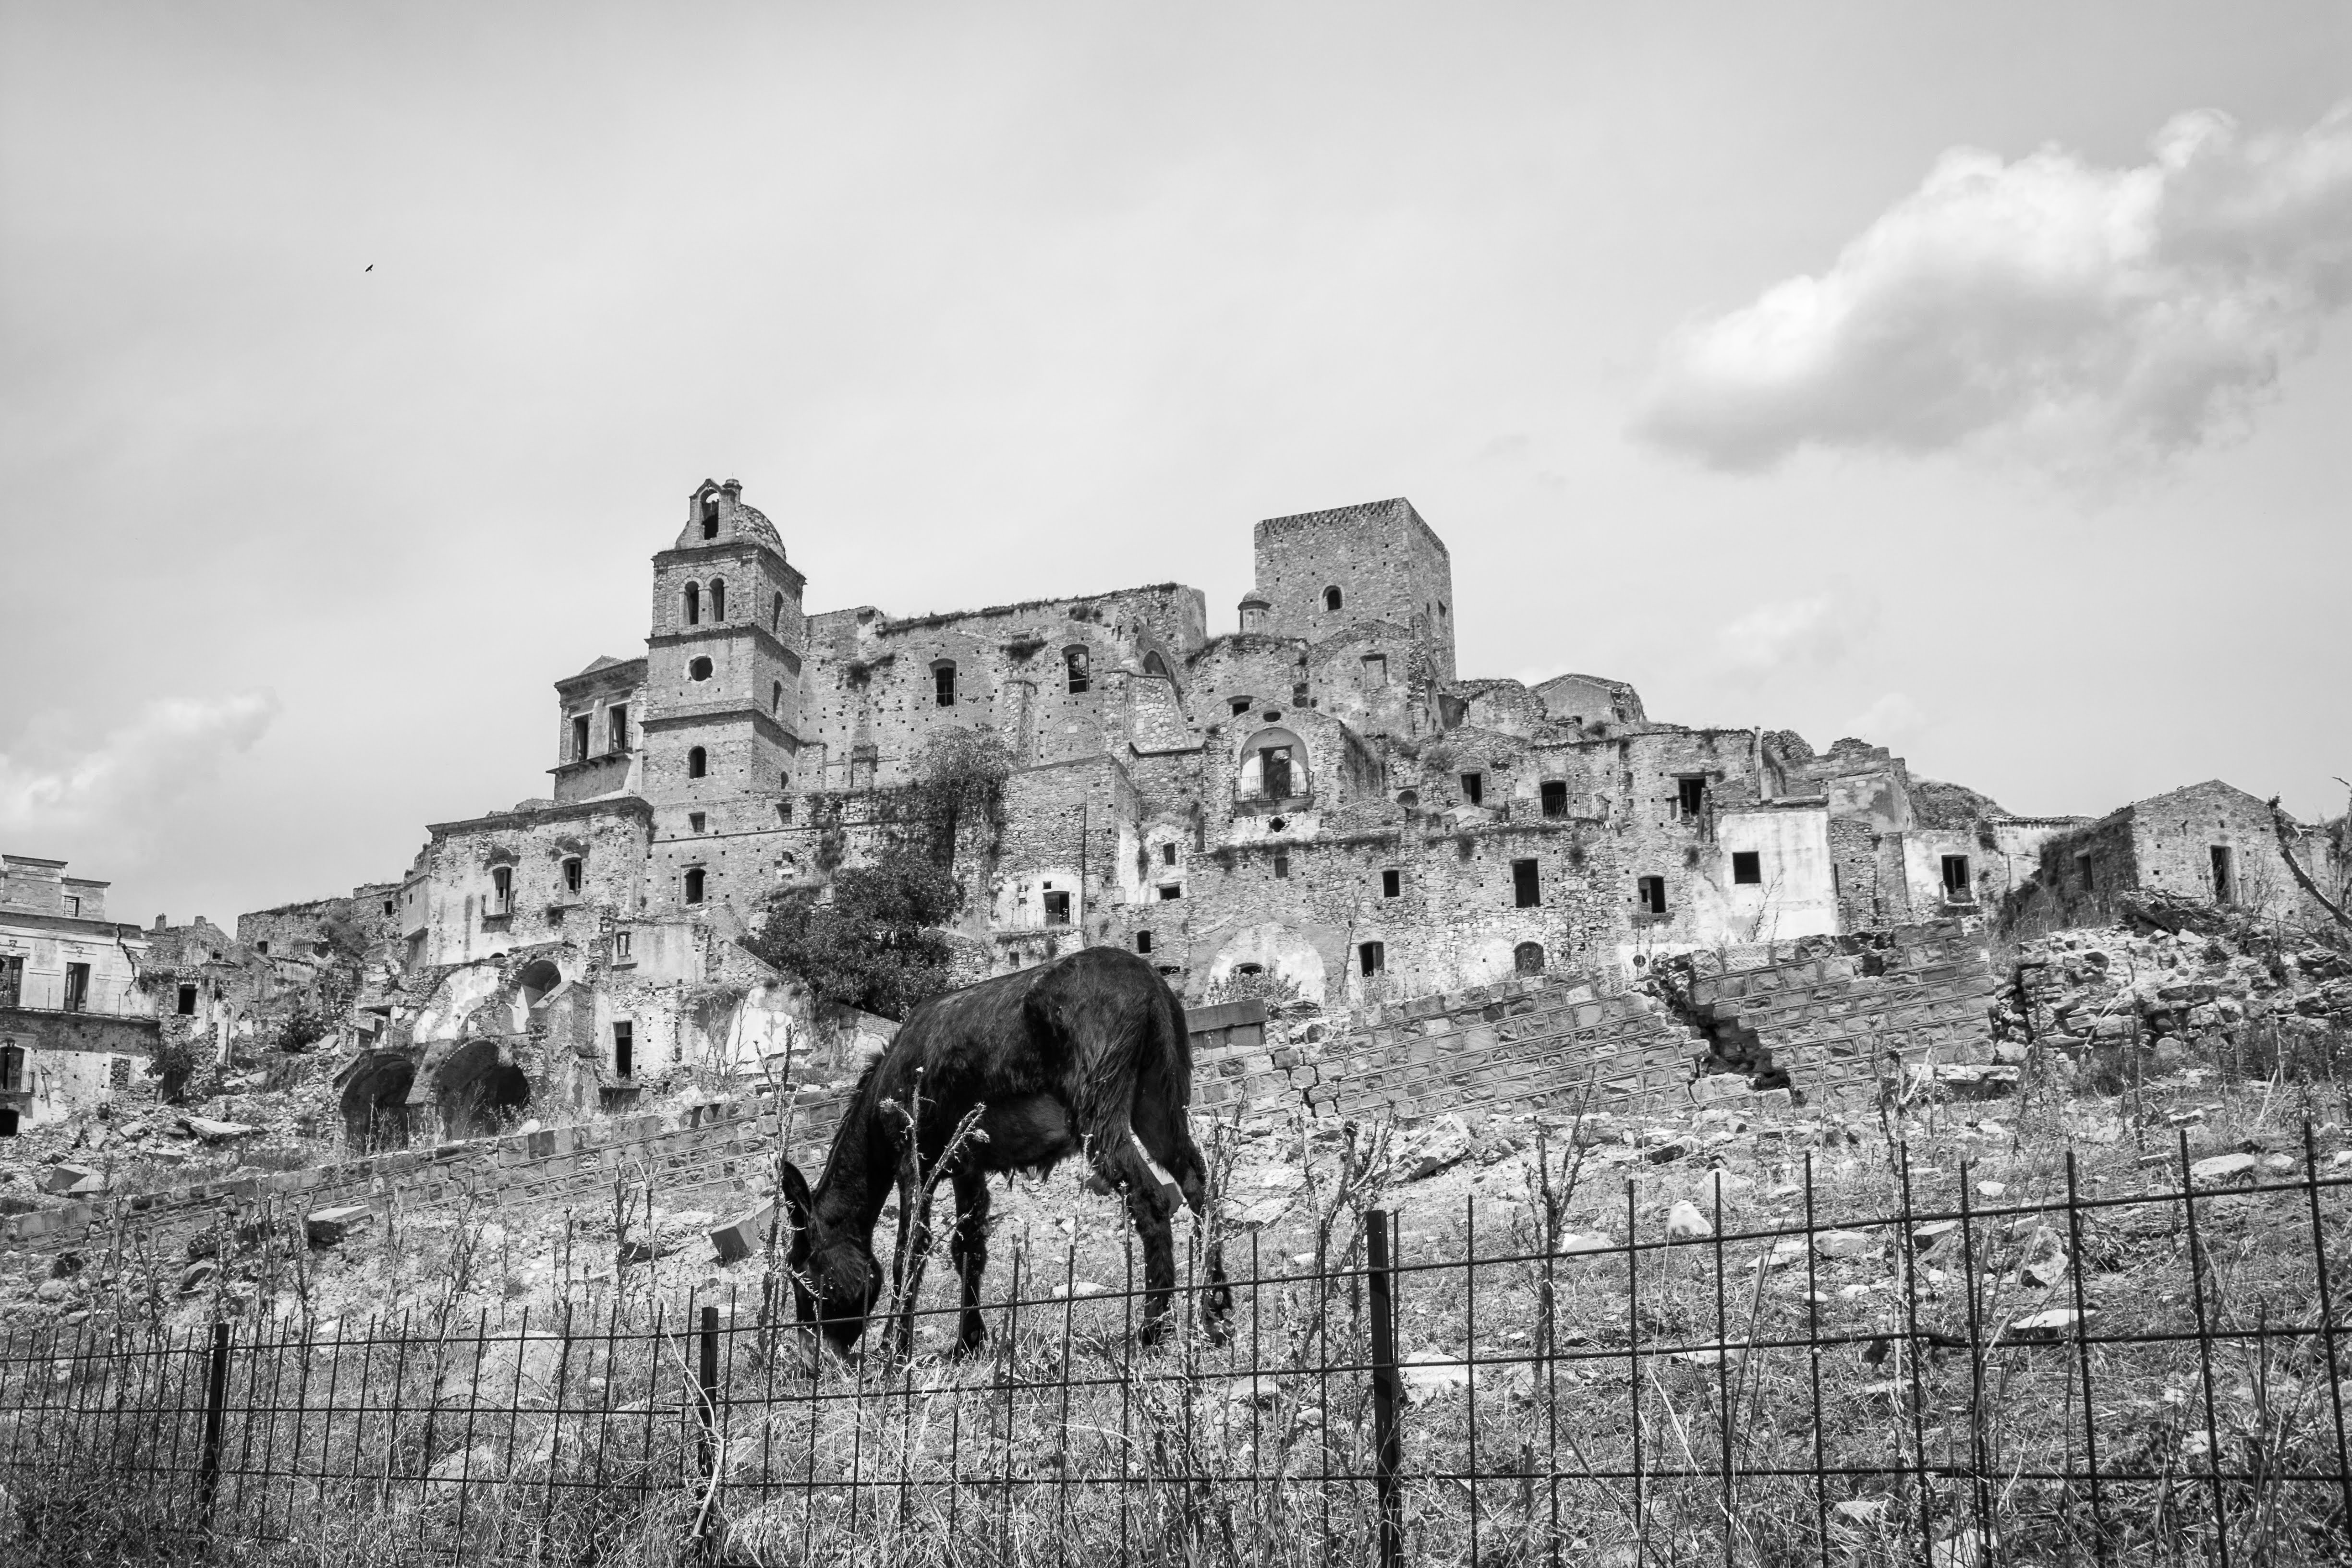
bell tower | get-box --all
[640,479,807,915]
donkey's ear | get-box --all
[777,1159,812,1225]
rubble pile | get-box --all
[1998,901,2351,1084]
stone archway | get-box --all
[431,1039,530,1141]
[339,1051,415,1153]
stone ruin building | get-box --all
[6,481,2343,1154]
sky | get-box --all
[2,1,2348,930]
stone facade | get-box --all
[0,853,156,1134]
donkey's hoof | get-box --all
[949,1329,989,1361]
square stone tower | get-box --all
[1250,497,1455,682]
[640,479,807,915]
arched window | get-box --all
[688,656,713,682]
[709,578,726,621]
[1065,647,1090,694]
[771,680,783,716]
[1323,586,1343,612]
[1515,942,1546,975]
[700,494,719,539]
[771,592,784,632]
[1237,726,1309,802]
[1143,650,1170,679]
[687,746,707,779]
[934,662,957,707]
[683,868,705,905]
[683,581,701,626]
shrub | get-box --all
[747,848,960,1019]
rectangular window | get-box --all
[613,1022,634,1080]
[1161,843,1177,867]
[689,812,707,834]
[1158,883,1182,901]
[1043,892,1071,926]
[1460,772,1484,806]
[1676,777,1707,819]
[0,955,18,1008]
[2075,854,2095,893]
[1358,941,1386,977]
[1637,875,1667,916]
[63,962,90,1013]
[607,705,629,752]
[64,896,80,917]
[564,858,583,894]
[1732,851,1762,885]
[1230,697,1251,716]
[778,800,795,825]
[176,983,198,1016]
[613,929,633,961]
[1292,681,1309,706]
[934,665,956,707]
[1361,654,1387,687]
[489,867,513,916]
[109,1057,130,1090]
[1540,780,1567,819]
[1512,858,1540,907]
[1261,746,1293,800]
[1135,930,1153,954]
[1382,868,1401,899]
[1273,852,1290,880]
[572,714,591,761]
[1941,854,1973,899]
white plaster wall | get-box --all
[1202,922,1328,1004]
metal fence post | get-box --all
[197,1321,230,1528]
[1364,1208,1405,1568]
[697,1303,720,1481]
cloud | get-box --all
[1634,103,2352,472]
[1843,692,1927,746]
[1717,594,1846,674]
[0,694,280,849]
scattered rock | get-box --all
[1665,1201,1711,1241]
[1814,1230,1878,1260]
[1049,1281,1108,1300]
[305,1206,375,1247]
[2003,1308,2089,1344]
[181,1115,260,1143]
[37,1164,104,1197]
[1397,1351,1470,1403]
[177,1261,217,1296]
[2188,1152,2259,1186]
[707,1202,775,1265]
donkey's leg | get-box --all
[888,1180,941,1364]
[1127,1185,1179,1345]
[1175,1149,1235,1335]
[948,1169,993,1357]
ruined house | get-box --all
[0,853,156,1135]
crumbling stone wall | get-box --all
[1250,498,1457,684]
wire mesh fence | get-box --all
[2,1126,2346,1566]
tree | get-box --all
[911,728,1014,871]
[747,848,962,1019]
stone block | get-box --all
[305,1205,376,1247]
[39,1165,106,1197]
[708,1201,776,1264]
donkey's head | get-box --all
[777,1160,882,1356]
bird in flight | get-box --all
[364,264,374,272]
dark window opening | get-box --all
[688,746,707,779]
[1941,854,1973,899]
[1382,868,1401,898]
[1540,780,1567,818]
[489,867,513,917]
[778,800,794,825]
[563,857,583,894]
[1461,772,1484,806]
[1260,745,1294,800]
[1292,681,1310,706]
[614,1022,634,1080]
[1161,843,1178,866]
[1358,941,1385,977]
[2075,854,2095,893]
[772,592,784,631]
[1396,789,1418,809]
[683,868,705,905]
[934,663,957,707]
[1235,963,1264,978]
[1515,941,1545,975]
[1637,875,1667,916]
[1273,852,1290,880]
[2209,845,2235,905]
[688,812,707,834]
[1512,858,1540,907]
[1732,851,1762,885]
[1135,930,1153,954]
[700,495,718,538]
[256,940,269,954]
[771,681,783,716]
[709,579,727,621]
[689,656,713,682]
[1323,586,1343,611]
[684,581,701,625]
[1144,651,1170,678]
[176,983,198,1016]
[0,957,19,1009]
[1158,883,1182,901]
[1043,891,1071,926]
[1065,648,1090,694]
[1229,697,1251,716]
[608,705,629,752]
[1676,777,1707,819]
[0,1044,19,1093]
[571,714,591,761]
[613,929,632,960]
